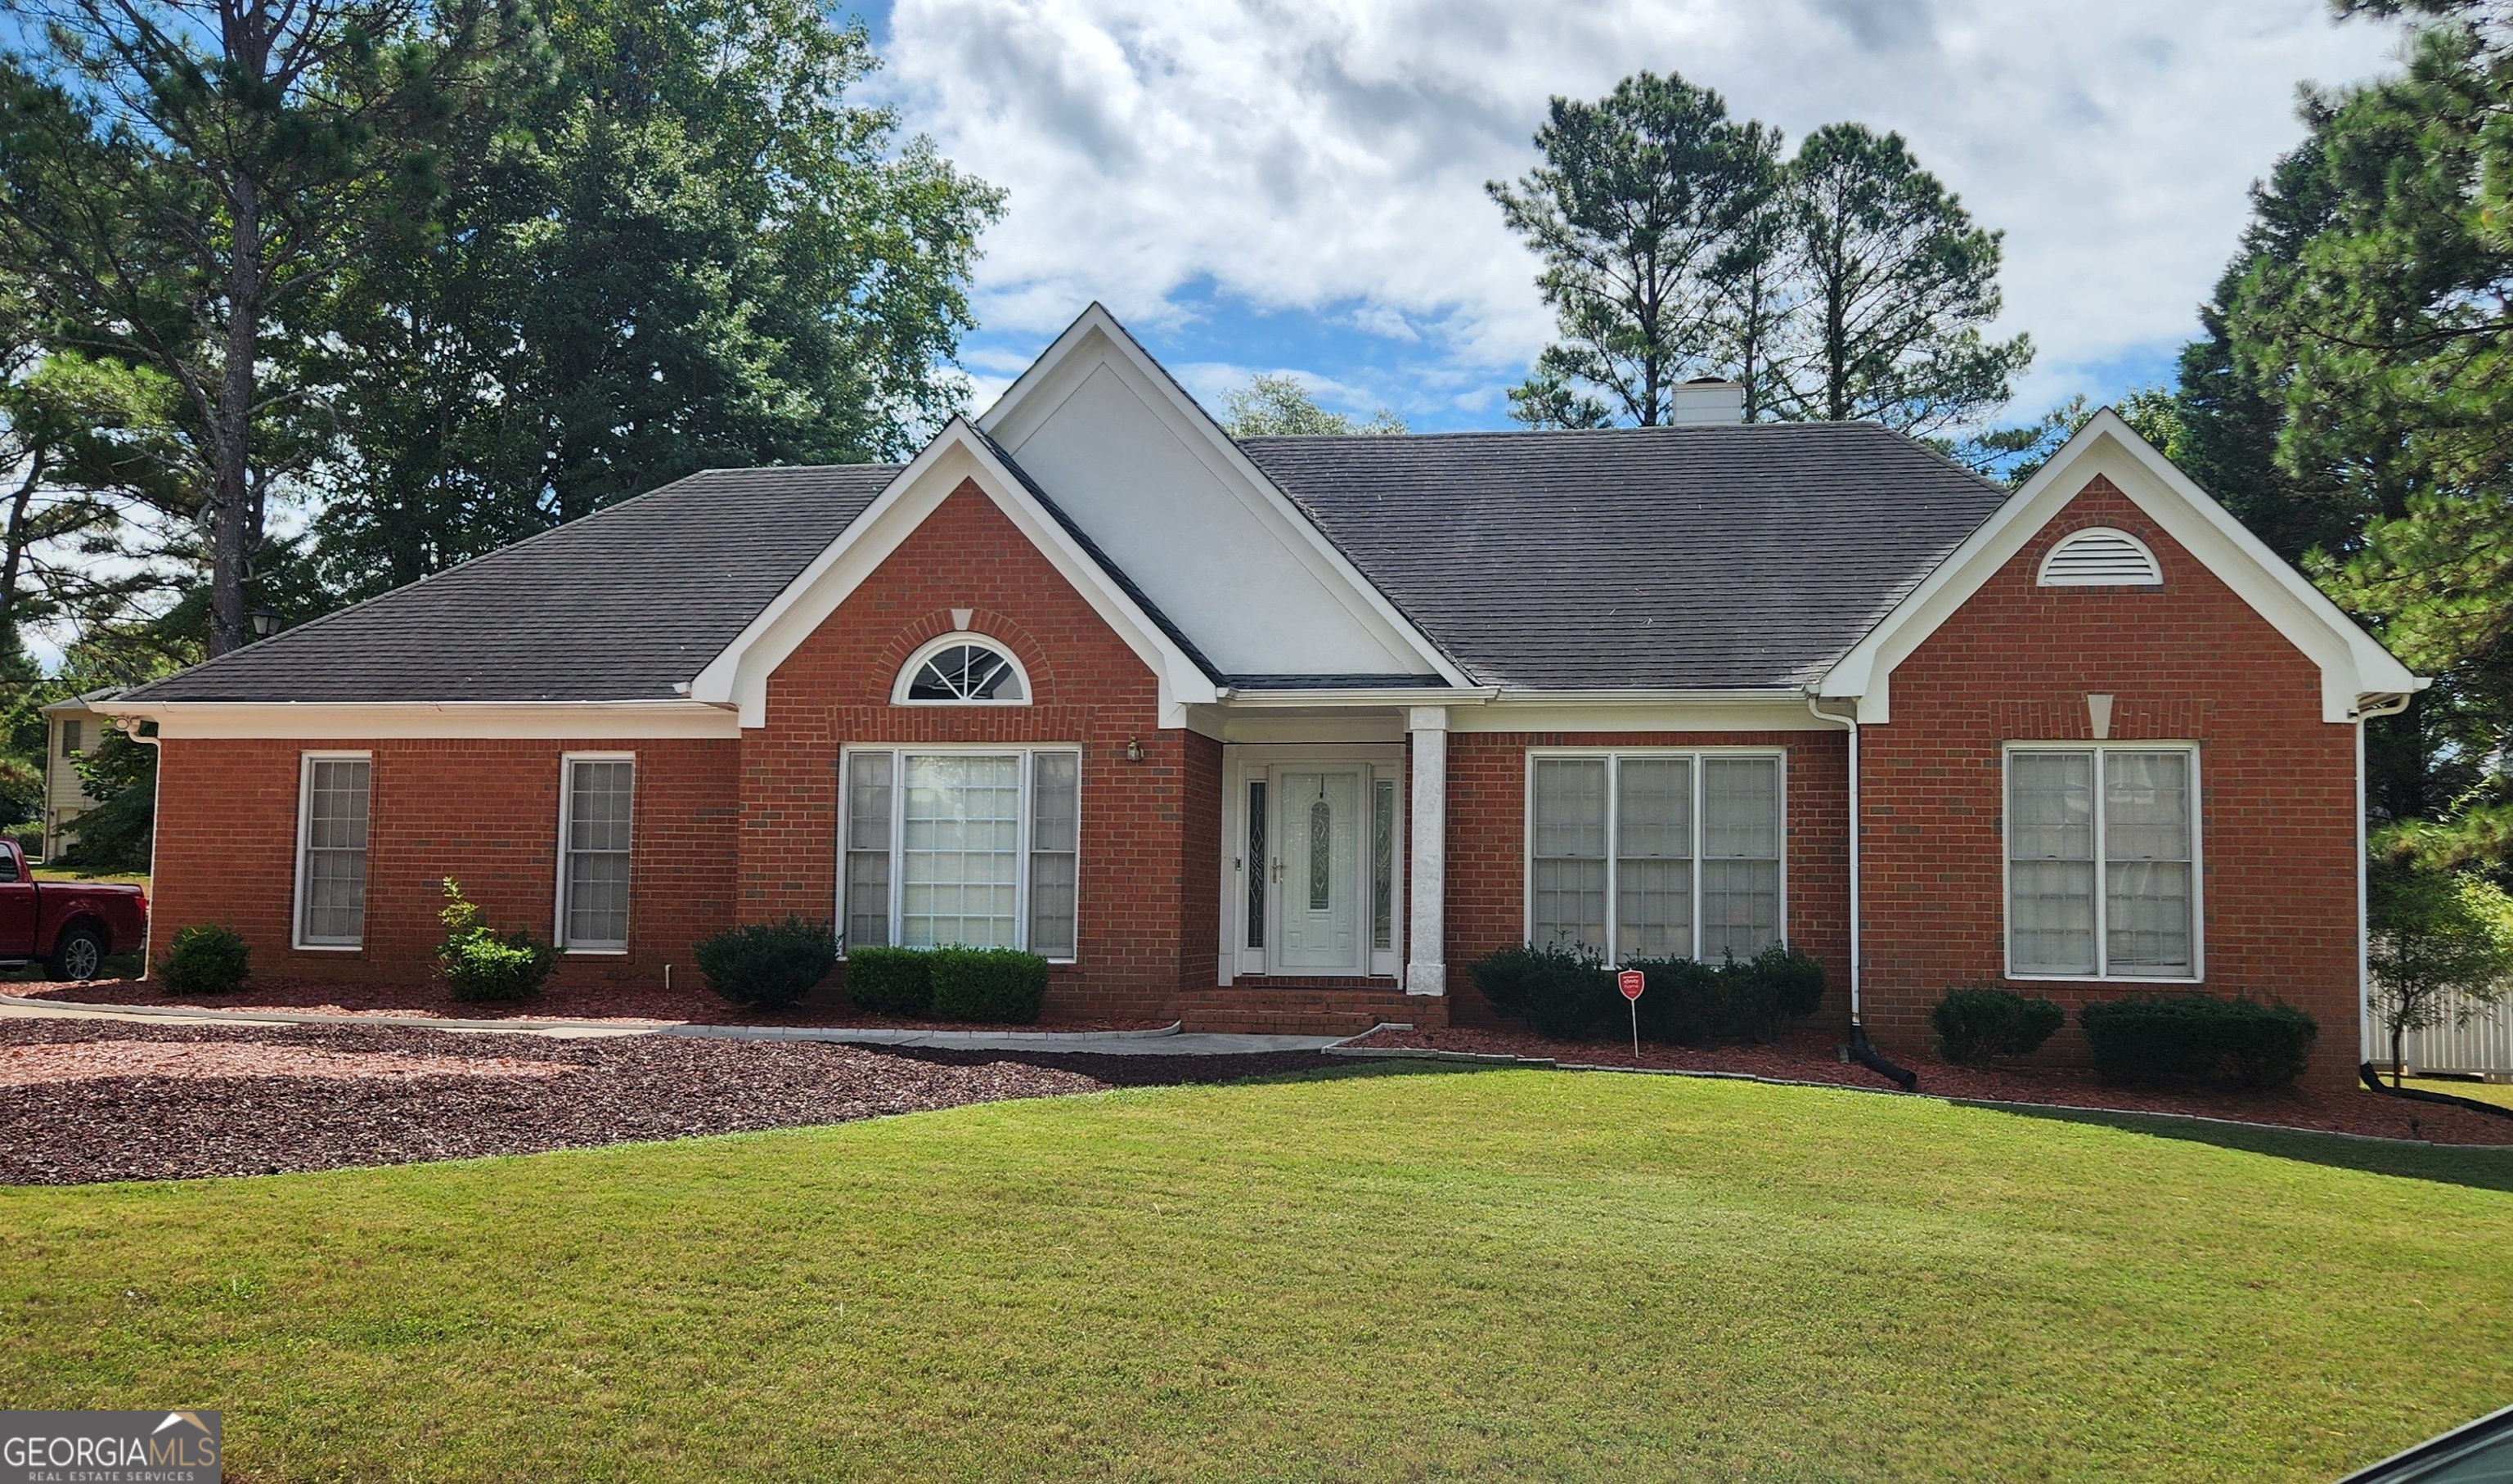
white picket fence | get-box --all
[2362,987,2513,1076]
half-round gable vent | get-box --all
[2038,527,2161,587]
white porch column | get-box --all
[1405,705,1448,996]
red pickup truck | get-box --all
[0,839,148,980]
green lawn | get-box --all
[6,1066,2511,1481]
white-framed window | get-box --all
[1525,749,1785,964]
[840,745,1081,960]
[60,719,81,755]
[890,634,1031,705]
[556,753,635,951]
[294,752,372,950]
[2005,744,2201,981]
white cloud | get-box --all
[883,0,2404,414]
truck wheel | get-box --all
[48,927,103,982]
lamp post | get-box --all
[249,606,280,640]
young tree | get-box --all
[1773,123,2032,435]
[2367,857,2513,1084]
[0,0,524,654]
[1489,71,1781,429]
[1220,375,1405,437]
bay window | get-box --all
[842,747,1081,960]
[2005,744,2200,979]
[1528,750,1784,963]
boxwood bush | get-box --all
[693,916,838,1010]
[1469,941,1825,1044]
[158,923,250,997]
[1931,986,2065,1067]
[929,947,1050,1024]
[842,945,935,1016]
[2079,994,2318,1089]
[1468,941,1616,1038]
[436,879,560,1003]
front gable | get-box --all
[1818,411,2421,723]
[978,305,1468,685]
[689,421,1219,728]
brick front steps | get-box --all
[1179,983,1447,1037]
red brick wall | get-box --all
[738,478,1203,1019]
[147,735,739,987]
[1441,728,1851,1025]
[1859,475,2362,1087]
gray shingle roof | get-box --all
[129,465,899,703]
[127,420,2012,704]
[1236,423,2011,690]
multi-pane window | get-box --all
[840,749,1081,959]
[2006,745,2198,978]
[560,757,633,950]
[897,639,1027,703]
[1529,752,1783,963]
[296,754,371,947]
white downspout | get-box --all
[1805,695,1860,1026]
[2352,692,2412,1068]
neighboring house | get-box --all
[97,306,2421,1087]
[38,688,121,860]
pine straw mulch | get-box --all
[0,1018,1332,1186]
[1337,1024,2513,1147]
[10,977,1176,1032]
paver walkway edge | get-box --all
[0,992,1348,1053]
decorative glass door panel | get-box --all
[1275,769,1364,972]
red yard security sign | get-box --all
[1617,969,1643,1059]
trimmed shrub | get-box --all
[158,924,250,997]
[928,947,1049,1024]
[1628,944,1827,1045]
[843,945,935,1016]
[1931,986,2065,1067]
[436,878,560,1003]
[2079,995,2319,1089]
[1469,940,1616,1038]
[1473,941,1827,1044]
[694,917,838,1010]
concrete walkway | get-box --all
[0,992,1351,1054]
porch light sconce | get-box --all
[249,606,281,639]
[1124,736,1144,763]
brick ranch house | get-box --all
[101,305,2421,1086]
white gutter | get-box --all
[1805,694,1861,1025]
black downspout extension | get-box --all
[2360,1062,2513,1123]
[1852,1023,1917,1092]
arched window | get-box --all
[892,635,1030,705]
[2038,527,2162,587]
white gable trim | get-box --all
[978,304,1473,687]
[686,420,1220,728]
[1817,409,2423,723]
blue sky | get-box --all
[844,0,2402,434]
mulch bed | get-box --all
[1340,1024,2513,1147]
[10,977,1176,1032]
[0,1018,1333,1185]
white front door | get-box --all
[1274,768,1364,972]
